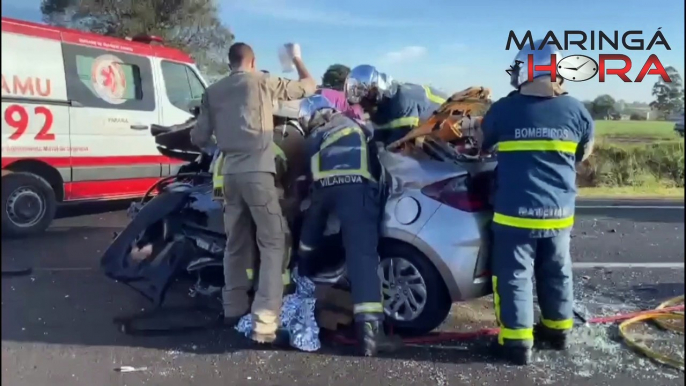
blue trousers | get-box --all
[491,229,574,348]
[298,183,384,322]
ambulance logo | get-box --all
[91,54,128,105]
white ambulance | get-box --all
[1,17,208,236]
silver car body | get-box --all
[377,146,492,302]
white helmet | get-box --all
[509,40,563,88]
[297,94,336,133]
[345,64,391,105]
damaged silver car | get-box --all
[101,100,496,336]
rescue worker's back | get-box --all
[480,40,595,367]
[482,93,594,237]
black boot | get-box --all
[355,321,404,357]
[491,342,533,366]
[534,324,569,351]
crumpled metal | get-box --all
[377,147,465,194]
[235,268,321,352]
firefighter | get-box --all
[344,64,448,146]
[479,41,595,365]
[295,94,402,357]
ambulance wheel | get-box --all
[378,242,452,336]
[1,172,57,237]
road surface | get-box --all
[1,200,684,386]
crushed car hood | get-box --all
[378,146,468,193]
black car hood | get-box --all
[152,120,203,162]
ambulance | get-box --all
[1,17,207,236]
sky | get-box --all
[3,0,684,102]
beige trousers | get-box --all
[222,172,286,337]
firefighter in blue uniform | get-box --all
[344,64,448,146]
[295,95,402,357]
[479,41,595,365]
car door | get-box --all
[156,59,207,175]
[61,42,162,200]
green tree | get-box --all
[40,0,234,79]
[650,66,684,119]
[582,100,594,116]
[321,64,350,91]
[590,94,616,119]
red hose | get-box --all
[331,304,685,346]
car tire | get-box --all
[1,172,57,238]
[379,242,452,336]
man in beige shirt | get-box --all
[191,42,316,343]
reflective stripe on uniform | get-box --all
[298,241,314,252]
[498,140,578,153]
[493,275,534,345]
[311,127,375,181]
[212,153,224,200]
[499,326,534,345]
[423,85,447,105]
[273,143,287,163]
[212,143,287,200]
[353,302,384,314]
[246,268,291,285]
[282,271,291,285]
[376,116,420,130]
[493,276,502,326]
[541,317,574,330]
[493,212,575,230]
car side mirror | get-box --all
[188,100,201,116]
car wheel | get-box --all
[1,172,57,237]
[378,242,452,336]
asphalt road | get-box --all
[1,200,684,386]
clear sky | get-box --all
[3,0,684,102]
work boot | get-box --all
[355,321,404,357]
[534,324,570,351]
[491,342,533,366]
[251,328,291,348]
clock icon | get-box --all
[557,55,599,82]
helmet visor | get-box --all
[344,77,367,104]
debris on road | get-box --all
[115,366,148,373]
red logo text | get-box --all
[521,54,671,83]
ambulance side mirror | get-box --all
[188,100,201,117]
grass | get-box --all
[594,120,680,143]
[570,120,684,198]
[578,187,684,199]
[577,139,684,195]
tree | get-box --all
[40,0,234,78]
[321,64,350,91]
[590,94,616,119]
[650,66,684,119]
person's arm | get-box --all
[374,92,420,131]
[575,103,595,163]
[190,92,214,148]
[267,57,317,101]
[478,101,500,152]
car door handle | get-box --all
[130,125,149,131]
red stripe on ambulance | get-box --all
[1,156,187,169]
